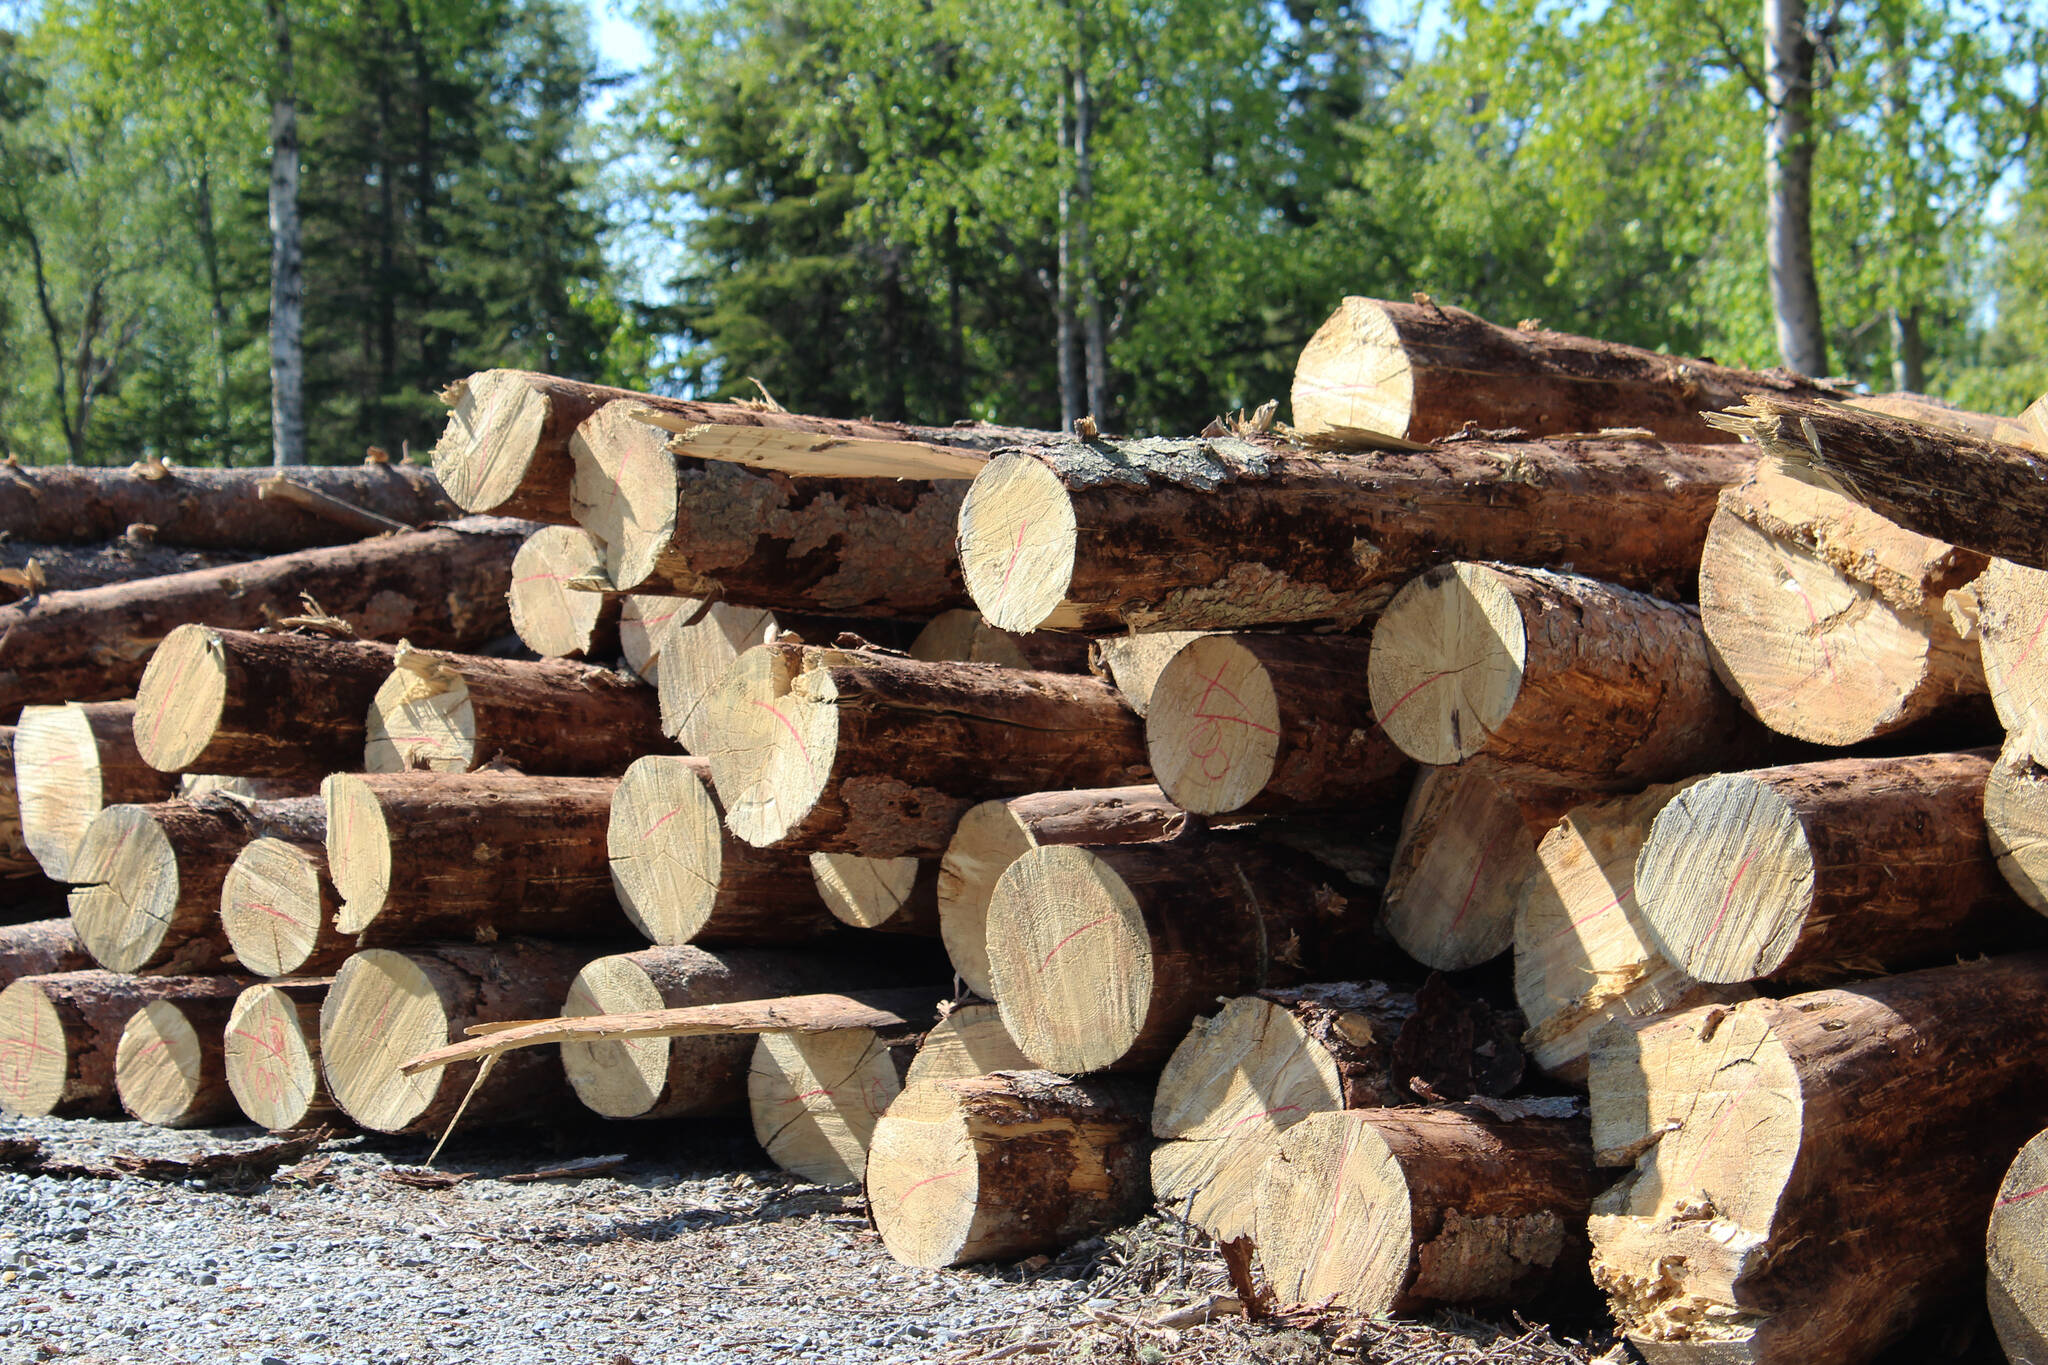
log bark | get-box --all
[1381,763,1574,971]
[607,755,834,946]
[1087,631,1212,717]
[936,786,1187,998]
[1513,782,1746,1083]
[320,939,599,1135]
[1368,563,1764,788]
[322,772,629,941]
[0,460,453,550]
[1150,983,1417,1240]
[1699,462,1990,745]
[223,979,335,1131]
[220,836,349,978]
[956,435,1751,634]
[15,701,179,881]
[117,989,249,1127]
[908,610,1091,673]
[1145,633,1412,816]
[0,970,245,1118]
[706,644,1151,857]
[749,1018,923,1184]
[1290,296,1825,443]
[1848,392,2048,450]
[508,524,622,662]
[985,837,1380,1073]
[1711,391,2048,572]
[868,1069,1153,1267]
[562,949,931,1121]
[1635,750,2027,984]
[0,517,527,715]
[1256,1105,1600,1314]
[1966,556,2048,748]
[364,645,662,777]
[133,626,399,778]
[903,1002,1033,1088]
[809,854,940,935]
[567,395,1030,609]
[1989,1126,2048,1365]
[1588,954,2048,1364]
[0,537,259,602]
[432,371,1025,522]
[69,794,323,974]
[0,919,91,986]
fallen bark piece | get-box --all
[1513,781,1745,1083]
[568,397,977,613]
[1989,1126,2048,1365]
[69,795,324,974]
[1710,391,2048,572]
[810,854,940,935]
[507,524,622,661]
[0,518,528,715]
[558,948,922,1120]
[1634,750,2022,984]
[363,646,662,777]
[1146,633,1412,816]
[132,626,400,778]
[1589,955,2048,1364]
[956,436,1749,634]
[224,980,337,1131]
[1368,563,1758,788]
[1290,296,1825,443]
[319,940,598,1135]
[706,644,1150,856]
[903,1003,1034,1088]
[0,920,92,987]
[1699,462,1990,745]
[868,1070,1153,1267]
[117,990,247,1127]
[323,772,627,942]
[986,838,1374,1073]
[608,755,834,946]
[1149,983,1416,1241]
[1256,1106,1601,1314]
[15,701,178,881]
[749,1025,917,1184]
[1380,763,1572,971]
[0,971,245,1118]
[0,460,454,550]
[220,836,349,978]
[936,786,1187,998]
[908,610,1091,672]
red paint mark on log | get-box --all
[1448,831,1509,933]
[1694,850,1757,958]
[895,1166,969,1208]
[1999,1180,2048,1208]
[750,701,810,765]
[997,519,1030,594]
[639,805,684,840]
[1039,914,1115,971]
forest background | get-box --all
[2,0,2046,467]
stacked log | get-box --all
[220,836,349,978]
[507,525,623,661]
[116,989,248,1127]
[224,980,336,1131]
[14,700,178,881]
[0,971,246,1118]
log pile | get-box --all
[8,301,2048,1363]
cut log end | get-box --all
[363,656,475,774]
[224,984,328,1131]
[1990,1127,2048,1365]
[607,755,726,944]
[319,948,454,1134]
[748,1029,903,1185]
[220,838,332,979]
[433,369,553,515]
[660,600,778,751]
[956,454,1080,634]
[1977,557,2048,747]
[705,644,839,848]
[132,624,230,773]
[903,1004,1032,1088]
[68,806,179,974]
[1634,774,1813,983]
[1989,738,2048,915]
[323,774,393,935]
[1368,563,1527,766]
[935,801,1035,999]
[0,979,69,1116]
[116,999,225,1128]
[986,845,1151,1075]
[1289,298,1417,440]
[1147,636,1283,814]
[866,1078,982,1267]
[509,526,619,660]
[810,853,930,932]
[561,954,671,1119]
[569,399,679,592]
[620,594,684,683]
[1254,1111,1415,1311]
[1382,765,1542,971]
